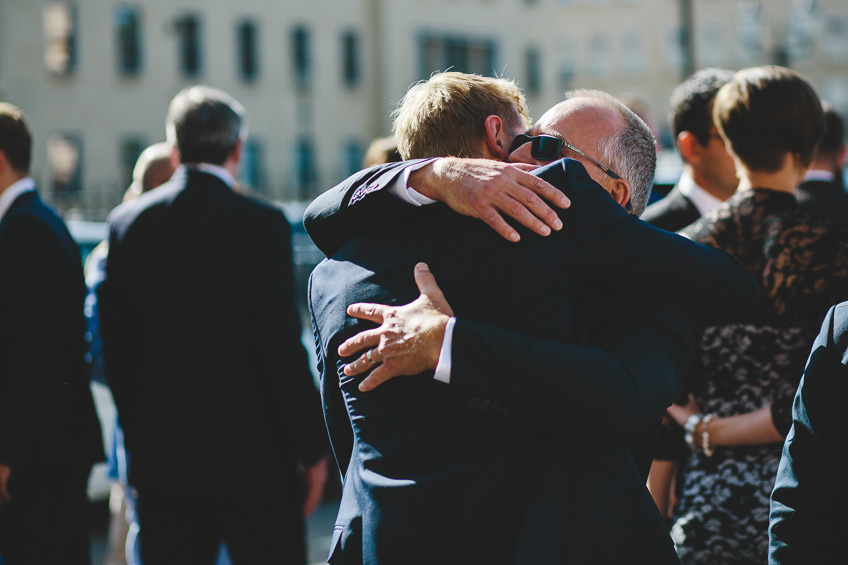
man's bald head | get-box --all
[512,90,656,215]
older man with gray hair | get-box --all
[98,85,327,565]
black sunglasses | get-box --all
[509,133,622,180]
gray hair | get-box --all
[565,89,657,216]
[166,85,247,165]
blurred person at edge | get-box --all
[796,102,848,224]
[0,102,104,565]
[768,300,848,563]
[97,86,328,565]
[654,66,848,564]
[363,135,402,168]
[642,68,738,233]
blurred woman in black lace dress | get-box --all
[657,66,848,564]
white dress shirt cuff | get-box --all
[388,159,439,206]
[433,317,456,383]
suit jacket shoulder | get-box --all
[769,302,848,564]
[641,186,700,232]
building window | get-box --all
[699,23,727,67]
[557,37,576,92]
[43,2,77,75]
[585,33,609,77]
[342,31,360,88]
[292,25,311,86]
[418,34,497,79]
[525,47,541,96]
[294,138,317,199]
[47,133,83,194]
[664,27,684,74]
[238,140,264,191]
[175,14,202,77]
[115,6,142,76]
[736,0,765,64]
[238,20,259,82]
[822,15,848,63]
[119,136,146,189]
[787,0,818,63]
[620,31,644,75]
[342,140,364,177]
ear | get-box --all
[677,131,701,165]
[169,144,181,169]
[483,115,509,161]
[836,144,848,170]
[609,178,632,212]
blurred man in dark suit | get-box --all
[0,102,104,565]
[642,68,738,231]
[769,301,848,563]
[98,86,327,565]
[797,103,848,224]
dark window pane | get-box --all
[343,140,363,176]
[295,138,316,199]
[292,26,311,85]
[342,31,359,87]
[176,14,202,77]
[238,21,258,81]
[418,34,497,79]
[115,6,142,75]
[238,140,264,191]
[525,47,541,95]
[119,136,146,189]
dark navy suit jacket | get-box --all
[769,302,848,564]
[641,185,701,232]
[99,169,326,502]
[0,189,103,482]
[307,159,760,564]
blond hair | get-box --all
[392,72,530,159]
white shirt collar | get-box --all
[676,171,724,216]
[181,163,235,188]
[0,177,36,222]
[803,169,836,183]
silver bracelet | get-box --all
[701,413,715,457]
[683,413,703,452]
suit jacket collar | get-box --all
[179,163,235,188]
[676,172,724,216]
[0,177,36,223]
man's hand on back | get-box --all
[340,263,454,391]
[410,158,570,242]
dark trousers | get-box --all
[136,492,306,565]
[0,467,92,565]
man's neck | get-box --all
[686,165,734,202]
[0,171,26,197]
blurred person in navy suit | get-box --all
[642,68,738,232]
[98,86,327,565]
[0,102,104,565]
[796,102,848,224]
[769,302,848,563]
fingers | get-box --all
[414,263,453,316]
[343,347,382,376]
[358,364,397,392]
[479,170,568,241]
[521,170,571,210]
[338,326,382,358]
[346,302,389,323]
[480,208,522,242]
[508,169,568,229]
